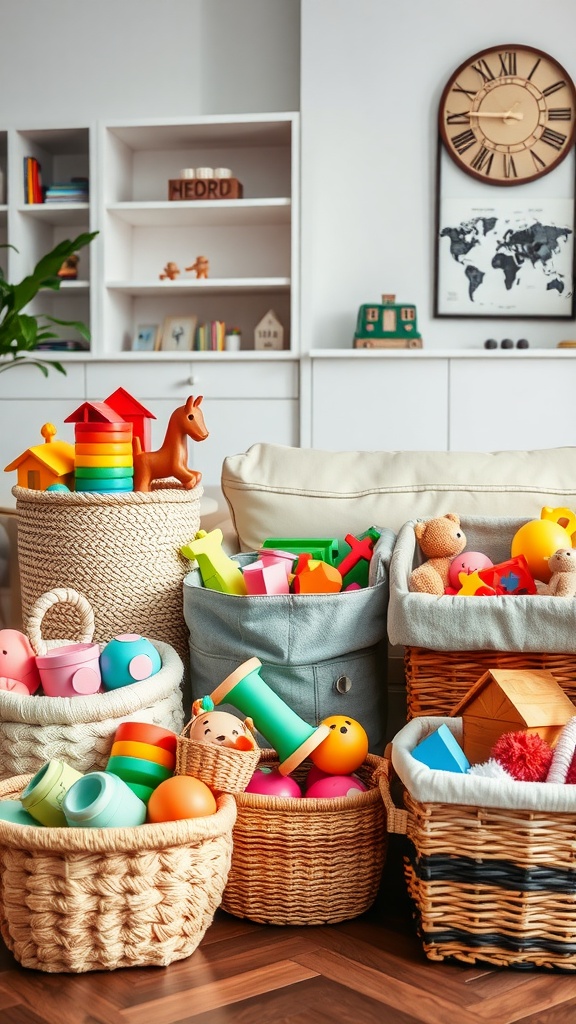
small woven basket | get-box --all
[405,646,576,718]
[176,720,261,793]
[0,587,184,779]
[0,773,236,973]
[13,483,202,669]
[221,748,387,926]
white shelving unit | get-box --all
[98,113,299,356]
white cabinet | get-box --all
[99,114,299,358]
[309,352,449,450]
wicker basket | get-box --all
[13,483,202,670]
[405,646,576,718]
[382,719,576,970]
[176,719,261,793]
[221,748,387,925]
[0,773,236,972]
[0,587,184,779]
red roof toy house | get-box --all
[64,401,123,425]
[104,388,156,451]
[450,668,576,765]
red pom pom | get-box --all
[491,731,553,782]
[566,750,576,785]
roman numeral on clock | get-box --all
[446,112,471,125]
[451,81,476,100]
[498,51,517,76]
[471,147,494,175]
[451,129,477,154]
[541,127,567,149]
[542,80,566,97]
[471,59,495,83]
[548,107,572,121]
[503,154,517,178]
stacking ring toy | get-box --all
[111,739,175,770]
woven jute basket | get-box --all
[0,773,236,973]
[176,719,261,793]
[12,483,202,670]
[405,646,576,718]
[0,587,184,779]
[221,748,387,925]
[380,756,576,970]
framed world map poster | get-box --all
[435,193,576,318]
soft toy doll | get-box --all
[539,549,576,597]
[190,700,257,751]
[408,513,467,595]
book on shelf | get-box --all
[44,177,89,203]
[23,157,43,204]
[194,320,226,351]
[35,338,90,352]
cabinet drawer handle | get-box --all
[188,376,198,386]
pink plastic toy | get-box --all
[243,559,290,596]
[305,775,367,799]
[447,551,494,593]
[245,766,302,797]
[35,642,102,697]
[0,629,42,695]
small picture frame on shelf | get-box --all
[159,315,198,352]
[132,324,160,352]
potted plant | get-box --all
[0,230,98,376]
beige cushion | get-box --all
[221,443,576,551]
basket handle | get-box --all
[378,757,408,835]
[27,588,96,656]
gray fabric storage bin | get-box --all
[183,531,395,754]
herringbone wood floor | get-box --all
[2,838,576,1024]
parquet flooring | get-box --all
[2,838,576,1024]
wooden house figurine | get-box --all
[450,668,576,765]
[4,423,74,490]
[104,387,156,451]
[254,309,284,350]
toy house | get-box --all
[104,387,156,451]
[450,668,576,765]
[254,309,284,350]
[64,400,124,425]
[353,294,423,349]
[4,424,74,490]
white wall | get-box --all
[300,0,576,350]
[0,0,300,122]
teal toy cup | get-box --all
[20,759,84,827]
[210,657,330,776]
[63,771,147,828]
[0,800,41,826]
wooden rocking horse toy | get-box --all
[133,395,209,492]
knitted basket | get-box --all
[221,749,387,925]
[0,587,184,779]
[176,719,261,794]
[12,483,202,670]
[0,773,237,973]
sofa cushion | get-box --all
[221,443,576,551]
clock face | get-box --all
[439,45,576,184]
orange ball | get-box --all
[310,715,369,775]
[147,775,217,822]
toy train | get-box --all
[353,294,423,348]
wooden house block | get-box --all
[254,309,284,350]
[104,387,156,452]
[412,723,470,773]
[5,426,74,491]
[450,668,576,765]
[64,401,122,425]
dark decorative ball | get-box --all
[516,338,529,349]
[484,339,498,349]
[501,338,514,349]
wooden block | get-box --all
[168,177,243,201]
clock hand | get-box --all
[467,109,524,121]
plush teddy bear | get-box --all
[539,548,576,597]
[408,513,466,595]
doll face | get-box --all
[189,710,253,749]
[448,551,493,590]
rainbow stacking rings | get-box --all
[104,721,178,803]
[106,755,172,789]
[110,739,175,771]
[73,419,134,493]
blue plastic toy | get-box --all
[99,633,162,690]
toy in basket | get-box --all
[382,716,576,970]
[0,587,185,779]
[176,704,261,794]
[0,771,236,972]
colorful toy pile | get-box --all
[73,419,134,493]
[181,525,382,596]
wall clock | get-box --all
[439,44,576,185]
[435,44,576,319]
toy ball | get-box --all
[448,551,493,591]
[188,710,256,751]
[99,633,162,690]
[245,766,301,798]
[305,774,367,799]
[147,775,217,822]
[305,764,330,790]
[511,511,576,583]
[310,715,369,776]
[45,483,70,492]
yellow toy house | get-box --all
[4,423,75,491]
